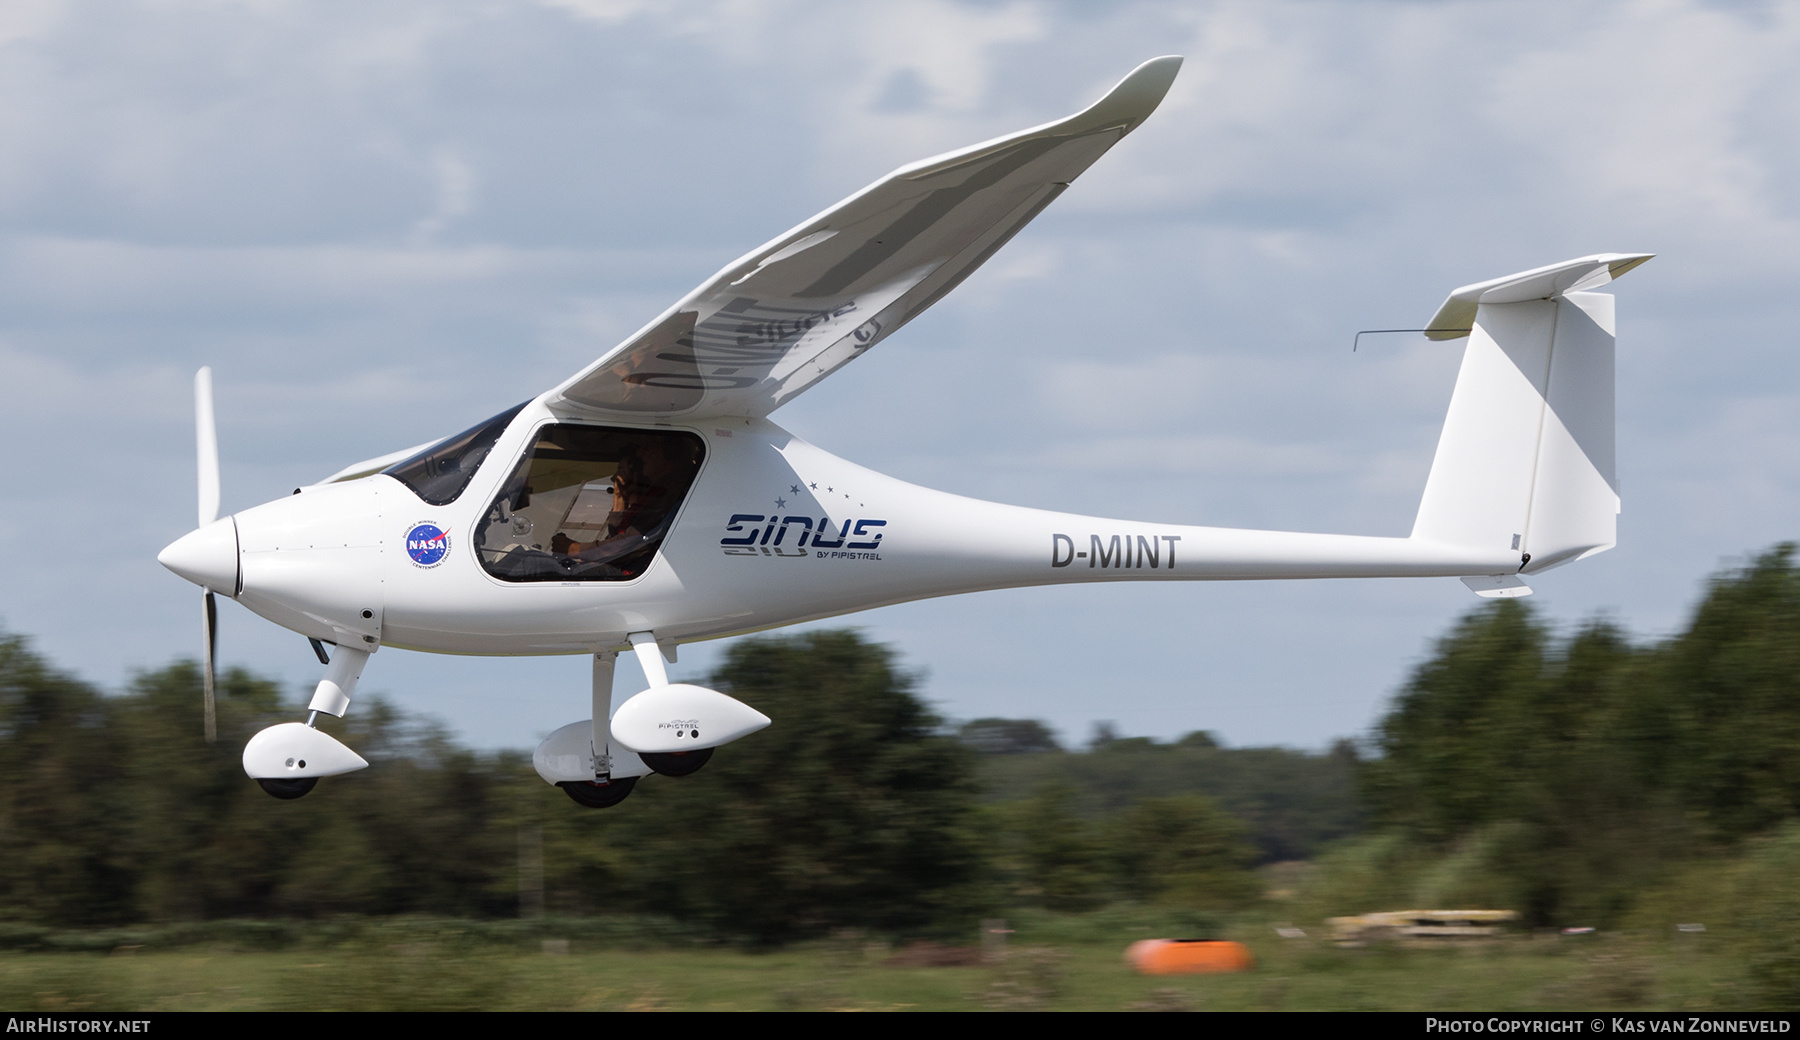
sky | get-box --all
[3,0,1799,753]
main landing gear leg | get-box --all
[553,650,640,807]
[243,645,373,799]
[592,649,614,779]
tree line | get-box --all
[0,630,1271,941]
[9,543,1796,939]
[1360,543,1800,926]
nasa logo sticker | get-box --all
[405,522,450,568]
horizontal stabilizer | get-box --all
[1424,253,1653,340]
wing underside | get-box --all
[549,56,1182,421]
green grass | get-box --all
[0,913,1757,1011]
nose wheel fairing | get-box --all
[241,646,374,797]
[242,722,369,780]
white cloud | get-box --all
[410,149,479,243]
[1482,2,1800,263]
[539,0,657,27]
[0,0,64,46]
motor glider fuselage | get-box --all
[189,395,1523,660]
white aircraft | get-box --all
[158,56,1650,806]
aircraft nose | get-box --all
[158,517,240,596]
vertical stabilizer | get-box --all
[1410,254,1646,587]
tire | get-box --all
[558,776,638,808]
[257,777,319,800]
[640,747,714,778]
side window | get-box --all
[384,402,528,506]
[476,424,705,583]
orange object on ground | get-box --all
[1124,939,1255,975]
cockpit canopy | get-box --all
[383,403,527,506]
[474,424,704,583]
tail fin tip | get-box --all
[1425,253,1654,341]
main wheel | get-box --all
[558,776,638,808]
[257,777,318,800]
[640,747,713,777]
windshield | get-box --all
[383,402,528,506]
[475,424,704,582]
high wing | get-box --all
[547,56,1182,421]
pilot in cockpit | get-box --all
[549,444,664,558]
[555,440,691,566]
[476,427,704,583]
[551,454,642,559]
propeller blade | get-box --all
[202,589,217,744]
[196,367,221,743]
[195,367,220,528]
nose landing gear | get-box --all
[243,646,373,799]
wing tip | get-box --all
[1072,55,1184,135]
